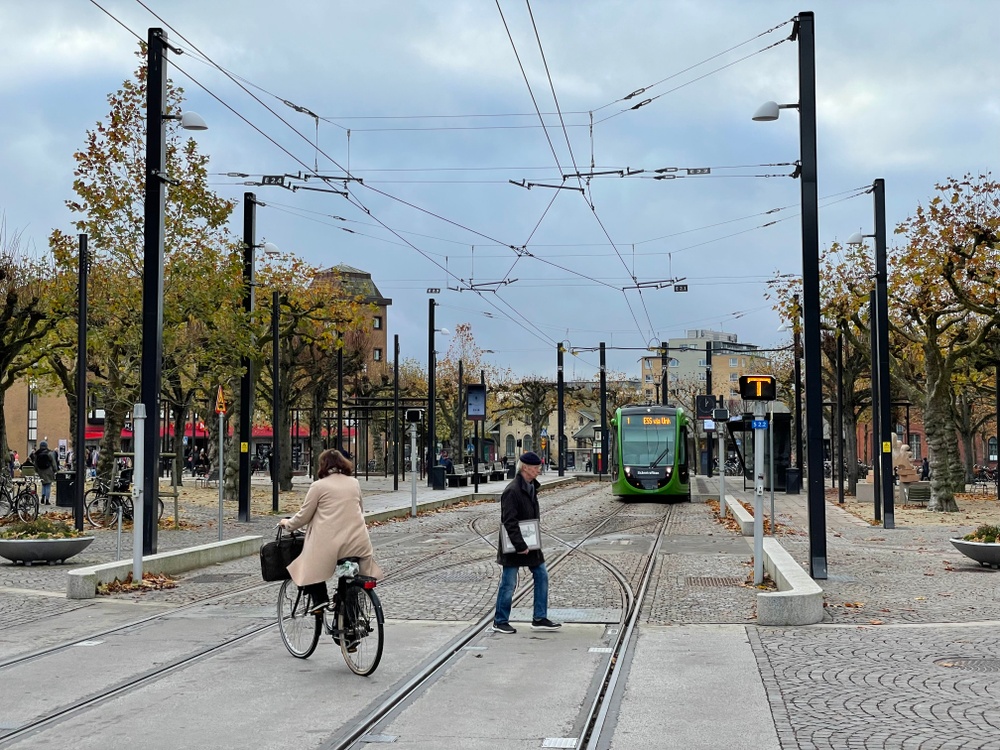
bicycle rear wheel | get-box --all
[85,491,116,528]
[339,584,384,676]
[0,488,12,518]
[16,491,38,522]
[277,579,320,659]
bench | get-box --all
[195,468,220,489]
[446,467,469,487]
[902,481,930,505]
[489,462,507,481]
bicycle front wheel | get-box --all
[277,579,320,659]
[339,584,384,676]
[16,491,38,522]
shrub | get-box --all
[0,518,85,540]
[963,524,1000,544]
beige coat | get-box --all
[285,473,383,586]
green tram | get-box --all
[609,405,691,501]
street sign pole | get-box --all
[753,402,766,585]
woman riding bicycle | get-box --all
[278,449,383,615]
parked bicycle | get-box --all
[85,471,164,528]
[0,475,39,522]
[277,556,384,675]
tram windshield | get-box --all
[621,414,676,468]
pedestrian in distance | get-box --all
[921,457,930,481]
[34,440,59,504]
[491,451,561,634]
[439,450,454,474]
[278,449,383,615]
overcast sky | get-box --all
[2,1,998,381]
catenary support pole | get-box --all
[238,193,255,523]
[557,343,565,477]
[140,28,169,556]
[75,234,88,532]
[796,11,828,578]
[872,178,894,529]
[272,290,280,513]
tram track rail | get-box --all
[323,497,641,750]
[0,482,629,747]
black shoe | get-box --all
[531,618,562,631]
[491,622,516,634]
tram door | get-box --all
[679,425,689,483]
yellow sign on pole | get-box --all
[215,386,226,415]
[241,442,249,453]
[882,441,892,453]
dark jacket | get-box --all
[34,447,59,485]
[496,472,544,568]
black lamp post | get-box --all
[140,27,206,554]
[753,11,826,577]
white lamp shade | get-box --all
[438,328,450,336]
[261,241,280,256]
[180,111,208,130]
[846,232,865,246]
[752,101,780,121]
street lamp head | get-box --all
[261,241,280,257]
[435,327,450,336]
[846,231,872,246]
[752,101,797,122]
[164,111,208,130]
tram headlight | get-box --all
[625,466,632,476]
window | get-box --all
[669,373,678,382]
[523,435,533,452]
[697,372,706,381]
[698,358,706,367]
[644,359,652,370]
[373,316,382,330]
[507,418,513,426]
[730,373,738,382]
[645,374,652,382]
[373,348,383,361]
[910,434,922,461]
[989,437,997,462]
[669,358,679,368]
[578,416,585,426]
[506,435,516,456]
[730,357,738,367]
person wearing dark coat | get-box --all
[491,451,561,634]
[34,441,59,504]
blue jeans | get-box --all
[494,563,548,625]
[41,483,52,502]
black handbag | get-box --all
[260,527,305,582]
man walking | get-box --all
[491,451,561,634]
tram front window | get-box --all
[622,428,675,467]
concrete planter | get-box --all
[950,538,1000,570]
[0,537,95,566]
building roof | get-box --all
[315,265,392,306]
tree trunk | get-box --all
[923,347,960,511]
[844,409,859,495]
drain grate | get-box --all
[685,576,742,588]
[935,657,1000,673]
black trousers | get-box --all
[300,582,329,606]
